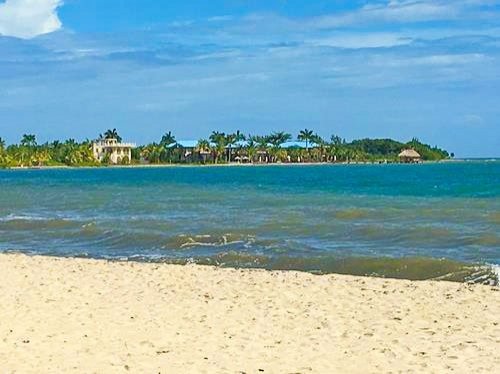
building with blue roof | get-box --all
[167,140,199,149]
[281,141,318,149]
[163,138,320,163]
[225,140,249,149]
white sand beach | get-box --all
[0,254,498,373]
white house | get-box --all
[92,138,135,164]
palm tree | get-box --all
[250,135,267,149]
[20,134,37,148]
[159,132,176,163]
[249,135,271,163]
[310,133,323,145]
[0,152,9,166]
[350,148,364,163]
[196,139,211,164]
[209,131,226,164]
[16,134,37,166]
[34,148,51,166]
[245,138,257,163]
[104,129,122,142]
[225,133,238,162]
[60,139,79,165]
[196,139,211,153]
[78,141,95,164]
[13,145,33,166]
[328,135,346,162]
[234,130,246,142]
[330,135,343,146]
[141,143,162,164]
[0,137,6,166]
[268,132,292,148]
[265,132,289,162]
[310,134,326,162]
[160,131,176,146]
[343,147,355,163]
[298,129,314,150]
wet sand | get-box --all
[0,254,498,373]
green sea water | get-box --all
[0,161,499,283]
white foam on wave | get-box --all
[0,213,83,222]
[0,214,46,221]
[490,264,500,283]
[175,233,256,249]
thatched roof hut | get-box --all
[398,149,421,163]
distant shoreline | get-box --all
[3,159,491,171]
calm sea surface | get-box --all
[1,162,499,282]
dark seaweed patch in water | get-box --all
[0,218,82,231]
[334,209,372,220]
[488,212,500,225]
[3,249,498,285]
[163,253,499,285]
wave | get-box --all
[0,216,83,230]
[0,214,47,221]
[2,248,497,285]
[152,252,499,285]
[164,233,256,249]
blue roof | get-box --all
[281,141,316,149]
[226,140,249,148]
[168,140,199,148]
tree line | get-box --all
[0,128,451,168]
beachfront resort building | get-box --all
[398,149,421,163]
[92,138,135,164]
[167,140,203,163]
[165,140,321,163]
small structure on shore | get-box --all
[398,149,421,163]
[167,140,200,162]
[92,138,135,164]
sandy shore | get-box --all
[1,254,498,373]
[4,160,445,170]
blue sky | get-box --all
[0,1,499,156]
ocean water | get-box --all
[1,162,499,283]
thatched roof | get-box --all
[398,149,421,158]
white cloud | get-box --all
[381,53,488,67]
[313,0,499,28]
[0,0,62,39]
[462,114,484,126]
[309,33,413,49]
[159,73,270,89]
[207,15,234,23]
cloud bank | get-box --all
[0,0,62,39]
[314,0,500,28]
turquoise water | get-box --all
[1,162,499,282]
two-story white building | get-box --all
[92,138,135,164]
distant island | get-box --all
[0,128,452,168]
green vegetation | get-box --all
[0,134,97,168]
[0,129,451,168]
[349,137,450,162]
